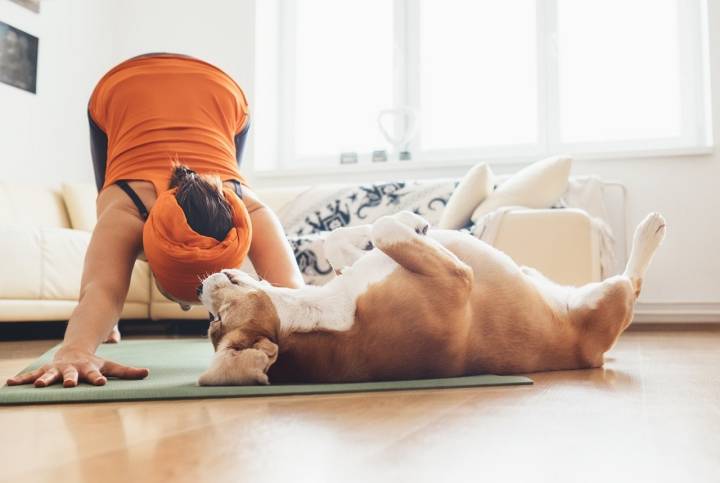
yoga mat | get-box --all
[0,339,532,405]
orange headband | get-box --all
[143,187,252,302]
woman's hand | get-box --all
[5,346,149,388]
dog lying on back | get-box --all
[197,211,666,385]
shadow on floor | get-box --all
[0,319,211,342]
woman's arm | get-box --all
[241,187,304,289]
[63,192,145,352]
[6,188,150,388]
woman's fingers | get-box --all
[62,367,79,388]
[5,359,149,388]
[34,368,61,388]
[101,360,149,380]
[6,367,46,386]
[77,364,107,386]
[87,371,107,386]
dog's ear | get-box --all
[197,335,278,386]
[252,337,278,365]
[198,347,271,386]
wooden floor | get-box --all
[1,327,719,483]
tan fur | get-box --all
[200,213,665,384]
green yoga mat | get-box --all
[0,339,532,405]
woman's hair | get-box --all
[169,163,233,241]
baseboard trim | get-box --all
[633,303,720,323]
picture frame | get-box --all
[0,21,39,94]
[9,0,40,14]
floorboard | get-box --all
[1,327,719,483]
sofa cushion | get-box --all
[438,163,494,229]
[62,183,98,231]
[470,156,572,223]
[0,226,44,298]
[0,183,71,228]
[0,225,150,304]
[492,208,599,285]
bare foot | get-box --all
[104,325,121,343]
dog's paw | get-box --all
[634,212,667,247]
[390,210,430,235]
[625,212,667,281]
[372,211,429,247]
[327,225,373,250]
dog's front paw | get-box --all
[372,211,430,247]
[391,210,430,235]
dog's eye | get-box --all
[364,241,374,250]
[224,272,240,285]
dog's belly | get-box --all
[271,271,473,382]
[272,230,569,382]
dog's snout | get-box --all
[196,283,204,297]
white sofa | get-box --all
[0,182,601,323]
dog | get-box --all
[196,211,666,385]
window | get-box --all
[255,0,711,170]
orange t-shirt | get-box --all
[88,54,249,194]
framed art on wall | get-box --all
[0,21,38,93]
[9,0,40,14]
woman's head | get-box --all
[142,163,253,304]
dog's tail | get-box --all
[622,213,667,298]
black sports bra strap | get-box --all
[228,180,243,199]
[116,180,149,220]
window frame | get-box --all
[262,0,712,171]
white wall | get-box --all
[0,0,117,184]
[0,0,717,320]
[0,2,45,181]
[0,0,254,186]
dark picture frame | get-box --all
[9,0,40,14]
[0,21,39,94]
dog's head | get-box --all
[197,269,280,386]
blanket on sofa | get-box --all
[275,177,615,285]
[278,180,457,282]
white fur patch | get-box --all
[266,250,397,334]
[258,212,432,335]
[324,225,372,272]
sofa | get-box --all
[0,180,607,323]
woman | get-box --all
[7,53,303,388]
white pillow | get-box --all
[470,156,572,223]
[438,163,495,229]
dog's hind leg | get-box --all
[566,213,667,364]
[623,212,667,297]
[569,212,666,317]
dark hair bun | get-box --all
[169,162,233,241]
[169,163,198,189]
